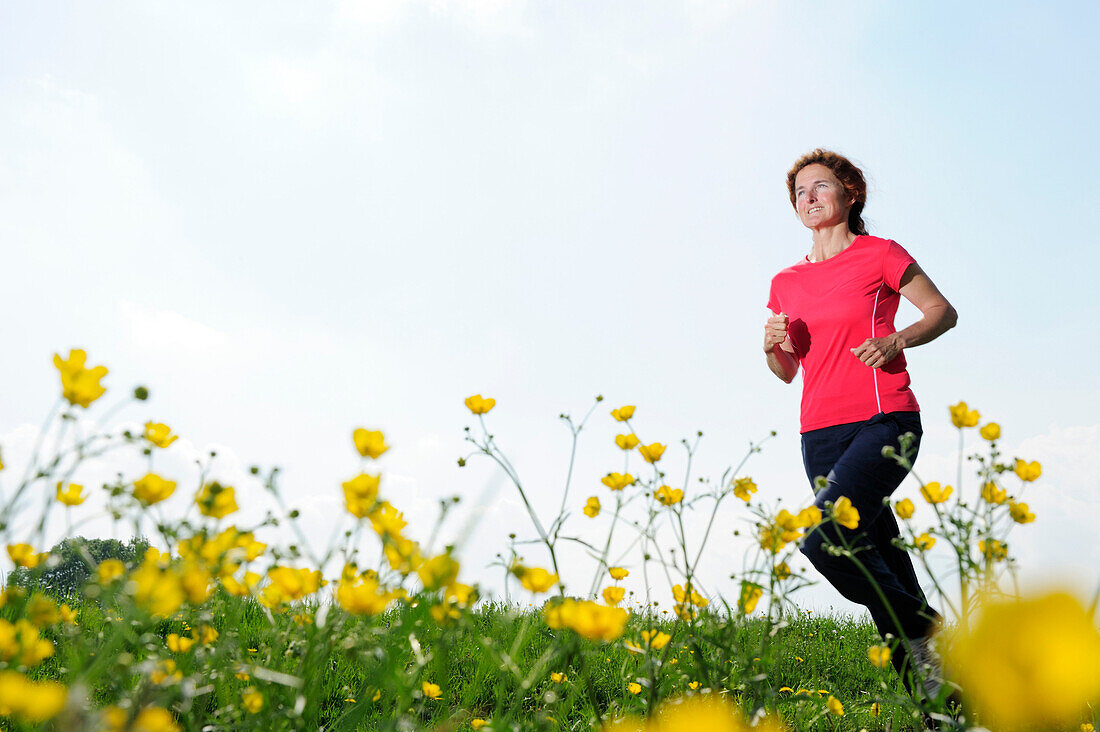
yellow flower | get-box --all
[732,477,757,502]
[369,500,408,540]
[0,671,67,723]
[894,498,915,519]
[627,682,642,695]
[920,481,953,504]
[641,630,671,650]
[914,532,936,551]
[739,582,763,615]
[980,422,1001,441]
[946,591,1100,731]
[422,681,442,699]
[166,633,195,653]
[59,604,78,625]
[867,645,892,668]
[1082,725,1095,732]
[133,473,177,506]
[773,562,791,580]
[543,598,628,642]
[199,625,218,644]
[871,701,881,716]
[827,696,844,715]
[638,442,666,463]
[342,472,381,518]
[688,681,701,690]
[7,544,41,569]
[195,481,238,519]
[464,394,496,415]
[143,422,178,448]
[608,567,629,580]
[655,485,683,506]
[242,688,263,713]
[583,496,601,517]
[97,558,126,584]
[602,586,626,606]
[980,539,1008,562]
[471,720,489,729]
[515,566,558,594]
[53,348,108,408]
[336,575,398,615]
[831,496,860,530]
[129,560,185,617]
[352,428,389,459]
[649,694,747,732]
[602,472,636,491]
[949,401,980,428]
[1014,459,1042,482]
[615,433,640,451]
[1009,501,1035,524]
[671,583,708,621]
[550,672,566,683]
[55,482,85,506]
[981,481,1007,504]
[264,566,325,604]
[418,553,460,591]
[610,405,635,421]
[27,595,60,627]
[132,706,181,732]
[797,505,822,527]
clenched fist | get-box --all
[764,312,790,353]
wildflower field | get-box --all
[1,349,1098,731]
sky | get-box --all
[2,0,1098,618]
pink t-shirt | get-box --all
[767,234,920,433]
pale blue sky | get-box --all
[2,1,1097,613]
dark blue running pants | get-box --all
[800,411,940,681]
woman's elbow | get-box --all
[942,303,959,330]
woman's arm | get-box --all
[764,312,800,383]
[850,263,958,369]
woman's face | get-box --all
[793,163,853,230]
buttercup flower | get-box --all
[602,472,636,491]
[732,477,757,502]
[895,497,915,519]
[417,554,460,591]
[464,395,496,414]
[242,688,264,713]
[827,696,844,716]
[981,481,1007,504]
[773,562,791,580]
[515,565,558,594]
[550,672,566,683]
[980,422,1001,441]
[133,473,177,506]
[638,442,666,463]
[602,586,625,606]
[583,496,601,518]
[920,481,953,504]
[422,681,442,699]
[641,630,671,649]
[342,472,381,518]
[628,682,642,694]
[53,349,108,408]
[7,544,41,569]
[610,405,635,421]
[1014,459,1042,482]
[55,482,85,506]
[949,401,980,428]
[0,671,67,723]
[132,706,181,732]
[143,422,178,448]
[655,486,683,506]
[914,532,936,551]
[543,598,628,642]
[1009,501,1035,524]
[195,481,238,519]
[615,433,640,451]
[831,496,860,530]
[97,559,125,584]
[739,582,763,615]
[980,539,1008,562]
[867,645,891,668]
[352,428,389,459]
[608,567,629,580]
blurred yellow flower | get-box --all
[342,472,381,518]
[610,405,635,421]
[516,566,558,594]
[336,575,399,615]
[920,481,953,504]
[422,681,442,699]
[615,433,640,450]
[946,591,1100,731]
[418,553,460,591]
[827,696,844,715]
[133,473,177,506]
[638,442,666,463]
[871,701,881,716]
[143,422,178,448]
[641,630,670,650]
[7,544,41,569]
[97,559,125,584]
[914,533,936,551]
[980,539,1008,562]
[602,472,636,491]
[608,567,629,580]
[352,428,389,459]
[129,560,185,617]
[732,477,757,502]
[199,625,218,644]
[0,671,67,723]
[773,562,791,580]
[980,422,1001,441]
[949,401,980,428]
[602,586,625,606]
[895,498,915,519]
[655,486,683,506]
[55,482,85,506]
[133,706,181,732]
[628,682,642,694]
[242,688,263,713]
[59,604,78,625]
[167,633,195,653]
[544,598,628,642]
[27,595,60,627]
[369,500,407,540]
[464,395,496,414]
[195,481,238,519]
[981,481,1007,504]
[832,496,860,529]
[739,582,763,615]
[1014,459,1042,482]
[550,672,566,683]
[1009,501,1035,524]
[867,645,891,668]
[53,349,108,408]
[263,566,325,606]
[0,619,55,666]
[649,694,747,732]
[471,719,489,729]
[583,496,601,517]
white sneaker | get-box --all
[909,635,944,701]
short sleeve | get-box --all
[767,277,782,314]
[882,239,917,291]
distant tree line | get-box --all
[7,536,150,597]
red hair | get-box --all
[786,149,869,236]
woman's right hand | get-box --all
[764,312,790,353]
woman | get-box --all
[763,149,958,700]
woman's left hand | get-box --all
[851,334,904,369]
